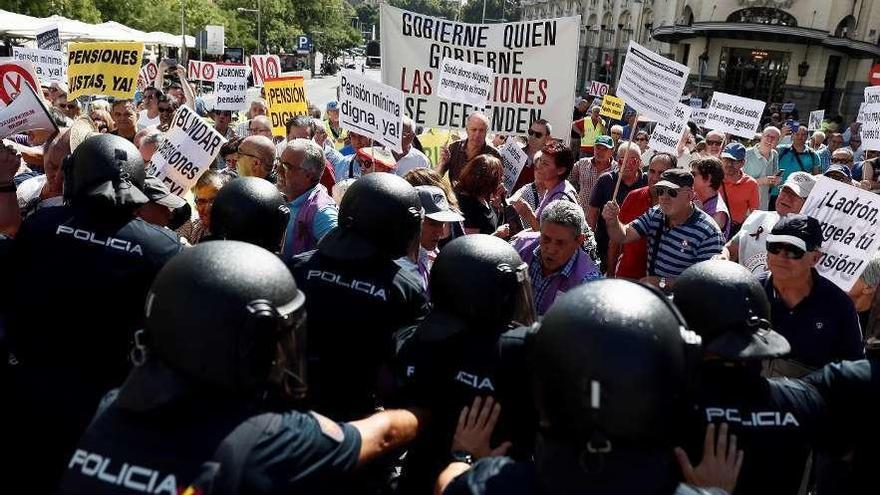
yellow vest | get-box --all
[580,118,605,149]
[323,119,348,150]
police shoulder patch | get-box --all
[310,411,345,443]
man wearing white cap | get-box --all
[397,185,464,291]
[719,171,815,275]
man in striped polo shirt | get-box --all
[602,169,724,291]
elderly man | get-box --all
[246,114,273,140]
[236,135,277,182]
[759,214,863,376]
[277,138,338,260]
[569,134,615,212]
[278,115,336,191]
[16,128,69,218]
[744,126,781,210]
[702,130,725,157]
[393,116,431,177]
[510,119,551,193]
[820,132,845,172]
[773,126,820,208]
[438,111,500,182]
[850,251,880,331]
[572,105,605,158]
[110,99,138,142]
[515,200,601,315]
[602,168,724,290]
[323,100,347,150]
[824,149,860,187]
[54,94,80,120]
[720,142,759,236]
[137,87,162,130]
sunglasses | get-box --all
[527,129,544,138]
[706,140,723,146]
[158,106,173,113]
[766,242,806,259]
[654,185,679,198]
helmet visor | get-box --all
[275,296,308,400]
[510,262,537,326]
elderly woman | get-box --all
[692,156,731,239]
[512,141,578,232]
[176,170,231,244]
[453,153,508,237]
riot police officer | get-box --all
[437,279,738,495]
[673,260,829,495]
[288,173,429,421]
[55,241,426,495]
[3,134,183,492]
[395,234,537,494]
[207,176,291,252]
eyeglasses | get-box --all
[527,129,544,138]
[706,140,723,146]
[158,106,173,113]
[766,242,806,260]
[654,185,679,198]
[195,197,215,207]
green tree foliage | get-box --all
[459,0,521,23]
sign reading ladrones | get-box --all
[264,76,309,137]
[12,47,66,83]
[703,91,765,139]
[148,105,226,196]
[214,63,249,111]
[381,4,579,137]
[339,70,404,153]
[801,176,880,291]
[67,42,143,99]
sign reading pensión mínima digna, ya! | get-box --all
[808,109,825,131]
[615,40,690,122]
[649,103,692,154]
[381,4,580,137]
[213,63,249,111]
[499,139,528,193]
[339,69,404,153]
[11,47,66,83]
[437,57,494,108]
[801,175,880,291]
[703,91,765,139]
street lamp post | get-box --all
[237,0,262,55]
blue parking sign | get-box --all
[297,35,312,54]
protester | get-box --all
[323,100,347,150]
[247,114,273,139]
[210,108,235,140]
[89,108,114,133]
[438,112,500,182]
[236,135,277,182]
[136,128,164,163]
[16,128,69,218]
[860,156,880,190]
[137,86,162,130]
[512,119,551,192]
[820,132,845,172]
[773,127,820,208]
[844,133,864,163]
[217,137,241,176]
[110,99,138,142]
[609,124,624,151]
[175,170,230,244]
[702,130,725,157]
[155,93,178,131]
[569,134,615,212]
[691,156,731,239]
[393,116,431,176]
[511,141,578,231]
[329,131,372,180]
[55,94,81,120]
[570,97,590,150]
[848,251,880,331]
[136,175,190,230]
[454,154,508,237]
[719,142,759,237]
[571,105,605,157]
[744,126,780,210]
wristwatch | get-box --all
[450,450,475,465]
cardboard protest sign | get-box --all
[437,57,494,108]
[187,60,216,82]
[781,102,795,113]
[649,103,691,154]
[801,175,880,291]
[703,91,765,139]
[148,105,227,196]
[0,60,41,109]
[381,4,579,137]
[67,42,143,99]
[864,86,880,104]
[339,69,404,153]
[616,41,690,122]
[12,47,66,83]
[808,110,825,131]
[692,109,707,128]
[499,139,528,193]
[250,54,281,87]
[36,25,61,51]
[0,81,57,139]
[588,80,609,98]
[213,63,249,111]
[136,61,158,91]
[264,76,309,137]
[599,94,624,121]
[860,102,880,151]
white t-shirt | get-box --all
[735,209,780,275]
[137,110,161,131]
[395,147,431,176]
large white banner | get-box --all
[11,47,66,83]
[704,91,765,139]
[380,4,579,137]
[148,105,227,196]
[616,41,690,122]
[802,176,880,291]
[339,70,404,153]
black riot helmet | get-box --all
[532,279,701,494]
[62,133,149,208]
[118,241,306,411]
[209,177,291,252]
[673,260,790,360]
[319,173,422,261]
[430,234,536,329]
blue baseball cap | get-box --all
[721,142,746,161]
[326,101,339,111]
[824,163,852,180]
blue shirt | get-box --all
[632,205,725,278]
[774,145,820,195]
[325,145,360,181]
[527,245,601,314]
[281,184,339,260]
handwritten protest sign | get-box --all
[600,94,624,121]
[381,4,579,137]
[808,110,825,131]
[860,102,880,151]
[437,58,494,108]
[802,176,880,291]
[0,82,57,139]
[67,42,143,99]
[649,103,691,154]
[0,60,41,109]
[339,69,404,153]
[499,139,528,193]
[264,76,309,137]
[864,86,880,104]
[616,41,690,122]
[187,60,216,82]
[703,91,765,139]
[588,80,609,98]
[12,47,66,83]
[214,63,249,111]
[148,105,226,196]
[36,25,61,51]
[250,54,281,87]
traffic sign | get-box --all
[870,64,880,86]
[296,35,312,55]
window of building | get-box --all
[727,7,797,26]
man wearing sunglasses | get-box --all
[758,214,863,377]
[603,168,724,290]
[509,119,550,193]
[702,130,725,158]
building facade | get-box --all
[521,0,880,121]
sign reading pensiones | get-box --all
[12,47,66,83]
[649,103,692,154]
[615,41,690,122]
[381,4,579,137]
[148,105,227,196]
[264,76,309,137]
[703,91,765,139]
[214,63,249,111]
[67,42,143,99]
[801,175,880,291]
[339,70,404,153]
[499,139,528,193]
